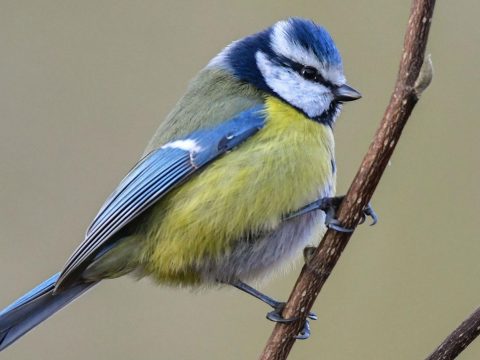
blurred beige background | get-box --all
[1,1,479,359]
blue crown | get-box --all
[284,18,342,66]
[218,18,342,93]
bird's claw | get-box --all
[283,196,378,233]
[232,281,317,340]
[325,212,354,233]
[266,302,317,322]
[266,302,316,339]
[266,305,297,323]
[295,319,311,340]
[358,202,378,226]
[323,197,378,233]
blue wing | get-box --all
[55,106,265,289]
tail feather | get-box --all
[0,273,96,351]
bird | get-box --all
[0,17,373,350]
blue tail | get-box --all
[0,273,96,351]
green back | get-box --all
[144,68,265,155]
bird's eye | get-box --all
[300,66,318,81]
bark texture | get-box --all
[259,1,436,359]
[426,306,480,360]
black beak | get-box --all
[333,84,362,102]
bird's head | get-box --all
[208,18,361,126]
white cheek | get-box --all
[256,51,332,118]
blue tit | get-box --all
[0,17,365,350]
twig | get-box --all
[425,306,480,360]
[259,1,436,359]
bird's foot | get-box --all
[358,203,378,226]
[285,196,378,233]
[266,301,317,340]
[326,197,377,232]
[232,280,316,340]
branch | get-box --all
[259,1,436,359]
[425,306,480,360]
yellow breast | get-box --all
[141,96,336,284]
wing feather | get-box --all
[55,106,265,290]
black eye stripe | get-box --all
[272,56,335,88]
[292,63,334,87]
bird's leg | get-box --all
[284,196,378,233]
[231,280,317,340]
